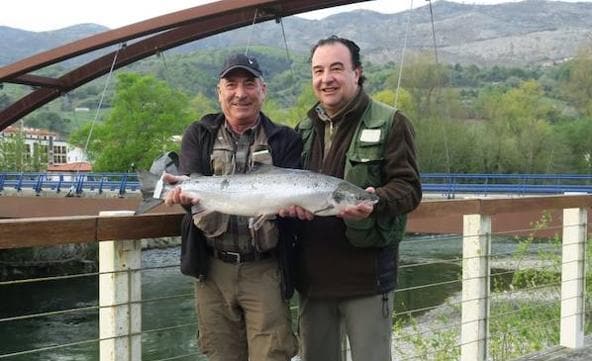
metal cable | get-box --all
[395,0,414,107]
[66,42,123,196]
[278,16,296,81]
[244,9,259,55]
[426,0,439,64]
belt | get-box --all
[208,248,272,264]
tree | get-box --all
[372,88,414,115]
[263,99,291,127]
[189,92,216,116]
[555,118,592,173]
[388,53,450,118]
[477,80,558,173]
[69,73,196,172]
[0,130,48,172]
[560,44,592,117]
[285,84,316,127]
[25,111,72,135]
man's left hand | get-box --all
[337,187,376,220]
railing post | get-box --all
[461,213,491,361]
[560,207,587,349]
[99,210,142,361]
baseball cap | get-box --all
[219,53,263,78]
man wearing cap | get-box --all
[164,53,300,361]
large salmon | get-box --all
[136,165,378,222]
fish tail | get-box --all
[135,170,165,215]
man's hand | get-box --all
[278,205,314,221]
[161,172,188,185]
[161,173,200,207]
[337,187,376,221]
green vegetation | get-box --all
[69,73,197,171]
[2,43,592,172]
[393,214,592,361]
[0,131,48,171]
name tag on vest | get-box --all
[360,129,381,143]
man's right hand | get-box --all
[162,173,200,207]
[278,205,314,221]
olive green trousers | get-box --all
[194,257,297,361]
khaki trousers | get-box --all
[298,292,393,361]
[195,257,297,361]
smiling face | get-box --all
[217,69,266,131]
[311,42,361,117]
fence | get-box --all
[0,195,590,360]
[2,172,592,197]
[421,173,592,198]
[0,172,136,195]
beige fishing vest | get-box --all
[193,122,279,253]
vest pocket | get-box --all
[210,146,234,175]
[345,137,384,188]
[251,219,279,252]
[193,212,230,239]
[346,159,383,189]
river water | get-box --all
[0,235,550,360]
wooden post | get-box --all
[461,214,491,361]
[560,207,587,349]
[99,210,142,361]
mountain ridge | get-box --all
[1,0,591,67]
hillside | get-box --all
[0,24,109,66]
[1,0,591,67]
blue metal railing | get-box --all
[0,172,139,196]
[421,173,592,198]
[0,172,591,197]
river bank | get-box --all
[0,237,181,281]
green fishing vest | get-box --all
[297,100,407,248]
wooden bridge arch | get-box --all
[0,0,369,131]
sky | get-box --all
[0,0,587,32]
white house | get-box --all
[1,125,90,170]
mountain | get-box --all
[0,24,109,66]
[1,0,591,67]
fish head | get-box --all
[331,181,379,211]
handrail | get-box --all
[0,195,589,361]
[1,195,591,249]
[1,172,592,196]
[0,172,139,196]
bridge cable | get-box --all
[424,0,452,176]
[395,0,415,107]
[66,43,124,196]
[426,0,439,64]
[278,16,296,81]
[244,9,260,56]
[157,50,174,88]
[243,8,298,121]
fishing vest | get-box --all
[194,123,279,253]
[298,99,407,248]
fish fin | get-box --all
[250,163,281,174]
[313,205,334,215]
[135,170,165,215]
[191,204,209,216]
[248,214,274,231]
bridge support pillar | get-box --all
[560,207,587,349]
[99,210,142,361]
[461,213,491,361]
